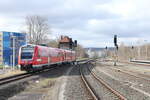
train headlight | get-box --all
[18,65,21,68]
[36,59,42,61]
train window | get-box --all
[21,47,34,59]
[38,48,48,57]
[49,49,58,57]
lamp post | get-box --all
[12,36,16,70]
[105,46,108,58]
[137,41,141,59]
[144,40,148,60]
[131,46,134,61]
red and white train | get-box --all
[18,44,76,71]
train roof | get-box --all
[21,44,75,52]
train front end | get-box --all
[18,45,35,71]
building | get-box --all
[85,47,114,58]
[85,48,106,58]
[58,36,77,50]
[0,31,26,66]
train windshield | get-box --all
[21,47,34,59]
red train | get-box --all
[18,44,76,71]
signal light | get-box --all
[114,35,117,46]
[116,45,118,50]
[132,46,134,49]
[105,46,107,50]
[74,40,77,47]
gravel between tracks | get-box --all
[61,64,91,100]
[100,61,150,76]
[82,64,119,100]
[92,62,150,100]
[97,64,150,96]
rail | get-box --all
[80,66,99,100]
[88,66,127,100]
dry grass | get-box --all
[77,58,88,61]
[0,69,26,78]
[0,65,4,69]
[25,78,56,92]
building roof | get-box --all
[59,36,72,43]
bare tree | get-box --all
[25,15,50,44]
[76,44,89,58]
[47,39,59,48]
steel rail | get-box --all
[0,59,89,86]
[0,73,32,85]
[0,72,28,82]
[110,67,150,81]
[99,60,150,80]
[0,66,58,86]
[80,66,99,100]
[88,67,127,100]
[118,60,150,67]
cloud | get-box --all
[0,0,150,47]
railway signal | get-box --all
[116,45,118,50]
[74,40,77,47]
[114,35,118,66]
[114,35,117,46]
[131,46,134,61]
[114,35,118,50]
[105,46,108,57]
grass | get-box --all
[76,58,89,61]
[0,65,25,78]
[0,69,25,78]
[0,65,4,69]
[0,65,20,69]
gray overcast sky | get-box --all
[0,0,150,47]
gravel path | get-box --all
[92,63,150,100]
[62,64,91,100]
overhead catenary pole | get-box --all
[131,46,134,61]
[105,46,108,58]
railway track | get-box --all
[119,60,150,67]
[0,72,32,85]
[99,60,150,80]
[101,59,150,67]
[80,65,99,100]
[80,62,127,100]
[0,72,28,81]
[0,67,57,86]
[109,67,150,81]
[87,66,127,100]
[0,60,89,86]
[130,60,150,64]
